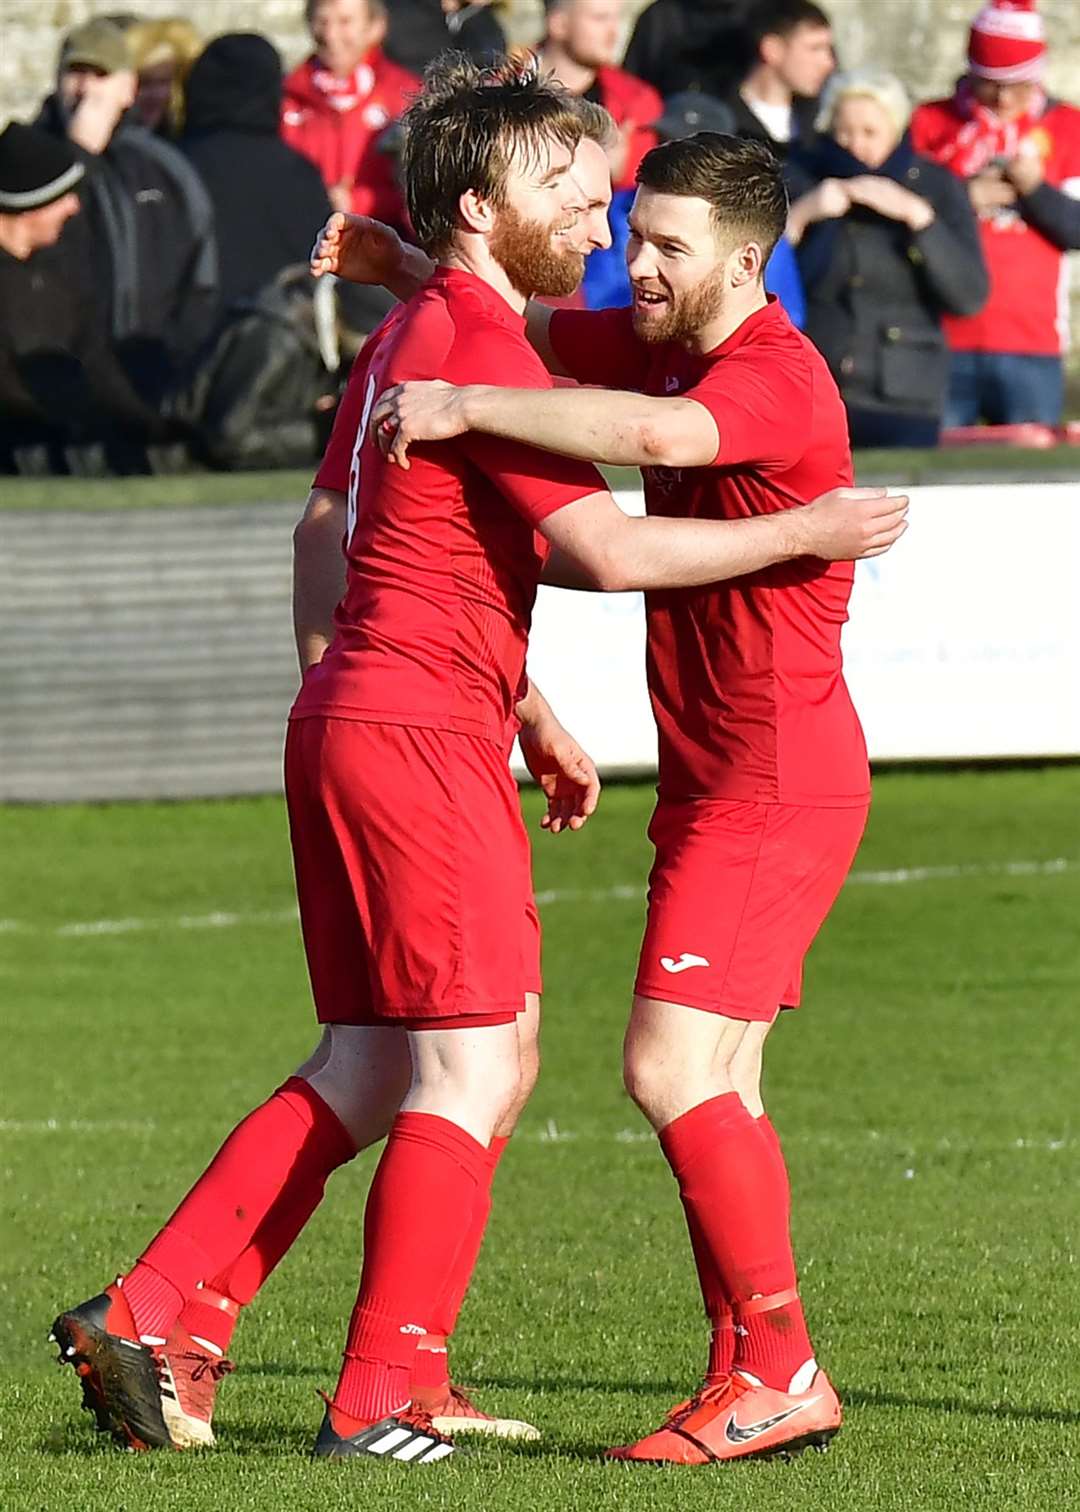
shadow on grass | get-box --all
[243,1362,682,1396]
[456,1374,1080,1430]
[842,1386,1080,1428]
[218,1421,316,1456]
[38,1420,123,1458]
[244,1362,324,1378]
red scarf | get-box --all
[926,77,1047,177]
[311,59,376,113]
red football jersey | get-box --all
[281,50,417,226]
[550,298,870,806]
[294,268,604,740]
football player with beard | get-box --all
[330,129,906,1467]
[50,73,905,1469]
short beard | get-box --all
[489,202,585,300]
[633,266,727,345]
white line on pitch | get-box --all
[0,857,1074,940]
[0,1118,1070,1152]
[0,1118,157,1134]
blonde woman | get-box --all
[787,69,988,446]
[126,18,203,139]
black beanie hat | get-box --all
[0,122,84,213]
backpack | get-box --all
[185,266,336,471]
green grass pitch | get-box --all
[2,768,1078,1511]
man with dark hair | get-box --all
[50,63,905,1470]
[350,129,894,1464]
[725,0,835,157]
[281,0,417,226]
[537,0,663,191]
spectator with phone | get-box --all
[35,17,220,406]
[910,0,1080,428]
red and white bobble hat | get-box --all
[968,0,1047,82]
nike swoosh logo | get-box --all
[724,1399,814,1445]
[659,953,710,974]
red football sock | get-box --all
[175,1285,240,1357]
[408,1133,509,1397]
[756,1113,791,1219]
[409,1332,452,1393]
[174,1088,356,1355]
[334,1112,489,1423]
[683,1207,734,1384]
[659,1093,813,1392]
[123,1077,354,1343]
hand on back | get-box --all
[370,380,467,469]
[800,487,909,562]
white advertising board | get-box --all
[516,481,1080,772]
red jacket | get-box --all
[281,51,417,226]
[911,96,1080,356]
[594,66,663,191]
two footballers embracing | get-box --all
[50,54,907,1469]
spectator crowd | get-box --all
[0,0,1077,474]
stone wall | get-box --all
[4,1,1079,126]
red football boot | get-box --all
[410,1381,540,1441]
[156,1324,236,1448]
[608,1364,841,1464]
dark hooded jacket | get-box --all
[181,34,332,310]
[383,0,506,77]
[35,90,219,401]
[0,221,174,472]
[623,0,748,100]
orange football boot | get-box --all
[608,1363,841,1464]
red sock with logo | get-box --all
[122,1078,354,1343]
[659,1093,813,1392]
[409,1134,509,1397]
[333,1112,489,1425]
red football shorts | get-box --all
[634,798,869,1021]
[285,716,540,1028]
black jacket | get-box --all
[383,0,506,76]
[36,92,219,401]
[623,0,747,100]
[788,136,989,422]
[721,89,819,158]
[0,224,171,471]
[181,34,333,311]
